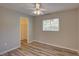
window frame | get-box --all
[42,18,59,32]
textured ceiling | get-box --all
[0,3,79,16]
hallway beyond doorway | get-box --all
[20,17,29,46]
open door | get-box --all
[20,17,29,47]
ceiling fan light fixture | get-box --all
[34,10,43,15]
[33,3,44,15]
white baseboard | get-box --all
[0,46,20,55]
[29,40,34,43]
[33,40,78,52]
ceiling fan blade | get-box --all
[27,8,46,11]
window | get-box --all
[43,18,59,31]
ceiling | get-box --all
[0,3,79,16]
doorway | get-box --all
[20,17,29,47]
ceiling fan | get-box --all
[29,3,46,15]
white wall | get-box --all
[0,7,33,54]
[34,9,78,51]
[28,16,34,43]
[77,9,79,51]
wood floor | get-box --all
[0,41,78,56]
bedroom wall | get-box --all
[77,8,79,52]
[0,6,33,54]
[34,9,78,51]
